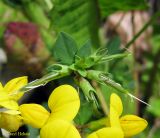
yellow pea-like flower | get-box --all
[109,93,123,128]
[19,85,81,138]
[0,113,23,132]
[40,120,81,138]
[110,93,123,116]
[87,93,148,138]
[87,127,124,138]
[0,76,28,110]
[4,76,28,97]
[0,76,28,132]
[0,91,19,110]
[120,115,148,137]
[48,85,80,122]
[19,104,50,128]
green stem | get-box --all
[87,117,108,131]
[92,81,109,115]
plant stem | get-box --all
[139,49,160,116]
[131,11,140,114]
[148,118,160,138]
[92,81,108,115]
[111,11,160,72]
[14,64,71,94]
[122,11,160,51]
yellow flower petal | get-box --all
[40,120,81,138]
[4,76,28,100]
[0,100,19,110]
[0,83,4,92]
[120,115,148,137]
[48,85,80,121]
[110,93,123,116]
[0,113,22,132]
[109,93,122,128]
[110,106,121,128]
[87,127,124,138]
[0,92,19,110]
[3,110,21,115]
[19,104,50,128]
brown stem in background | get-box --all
[114,13,126,30]
[147,118,160,138]
[110,12,160,71]
[140,49,160,116]
[122,11,160,51]
[131,11,141,114]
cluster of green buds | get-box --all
[20,32,148,108]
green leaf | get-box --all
[53,32,78,65]
[50,0,100,48]
[147,98,160,116]
[99,0,148,17]
[74,102,93,125]
[150,35,160,54]
[106,36,121,54]
[74,40,95,69]
[76,40,92,58]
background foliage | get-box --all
[0,0,160,138]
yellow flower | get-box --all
[19,85,81,138]
[0,76,28,132]
[87,93,148,138]
[20,104,50,128]
[0,113,23,132]
[0,76,28,110]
